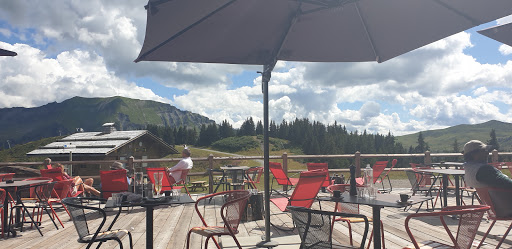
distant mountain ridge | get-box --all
[396,120,512,152]
[0,96,215,148]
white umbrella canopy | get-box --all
[478,21,512,47]
[135,0,512,248]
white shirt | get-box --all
[168,157,193,183]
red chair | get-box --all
[40,168,83,198]
[306,163,330,188]
[270,170,326,212]
[504,162,512,175]
[356,161,389,186]
[475,188,512,249]
[186,190,251,249]
[47,179,73,219]
[146,168,191,197]
[100,169,129,199]
[244,166,263,189]
[327,184,385,249]
[0,173,16,205]
[269,162,299,194]
[404,205,490,249]
[375,159,397,193]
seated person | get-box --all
[167,147,193,185]
[54,163,101,197]
[463,140,512,189]
[110,161,131,185]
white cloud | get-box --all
[0,42,167,108]
[499,44,512,55]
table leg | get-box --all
[455,175,460,206]
[442,174,448,208]
[146,206,154,249]
[372,206,381,249]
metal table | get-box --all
[319,193,433,249]
[417,169,465,207]
[105,194,195,249]
[0,179,50,237]
[213,166,250,193]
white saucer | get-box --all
[396,200,413,204]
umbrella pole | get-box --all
[257,64,278,248]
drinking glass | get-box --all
[154,172,164,197]
[135,172,144,195]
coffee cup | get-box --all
[333,190,341,198]
[399,193,411,203]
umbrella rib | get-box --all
[269,2,304,65]
[354,2,380,63]
[433,0,480,25]
[135,0,238,62]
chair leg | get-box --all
[477,220,496,249]
[346,221,354,246]
[495,222,512,249]
[186,230,194,249]
[115,238,124,249]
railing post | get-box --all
[128,156,135,193]
[208,154,214,193]
[282,152,288,192]
[355,151,361,177]
[491,149,499,163]
[424,151,431,165]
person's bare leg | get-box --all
[84,178,100,196]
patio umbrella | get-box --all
[478,21,512,47]
[134,0,512,248]
[0,48,17,57]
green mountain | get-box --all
[0,96,215,148]
[396,120,512,152]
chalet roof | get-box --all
[27,130,178,156]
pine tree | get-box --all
[452,139,459,153]
[255,120,263,135]
[487,129,500,151]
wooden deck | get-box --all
[2,188,512,249]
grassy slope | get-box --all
[396,120,512,152]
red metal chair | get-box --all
[475,187,512,249]
[244,166,263,189]
[146,168,191,197]
[269,162,299,194]
[186,190,251,249]
[356,161,389,186]
[327,184,385,249]
[404,205,490,249]
[306,163,330,188]
[47,179,73,219]
[0,173,16,206]
[375,159,397,193]
[270,170,326,212]
[40,168,83,198]
[100,169,129,199]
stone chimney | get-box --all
[101,123,116,134]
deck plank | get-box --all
[1,189,511,248]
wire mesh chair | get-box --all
[288,206,369,249]
[186,190,251,249]
[9,182,60,236]
[327,184,385,249]
[62,197,133,249]
[404,205,490,249]
[475,187,512,249]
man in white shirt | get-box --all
[168,147,193,184]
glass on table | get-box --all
[112,193,123,205]
[154,172,164,197]
[172,189,180,200]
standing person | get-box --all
[463,140,512,189]
[167,147,193,185]
[54,163,101,197]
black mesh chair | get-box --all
[9,182,59,236]
[62,197,133,249]
[288,206,369,249]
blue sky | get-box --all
[1,1,512,136]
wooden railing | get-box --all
[1,150,511,193]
